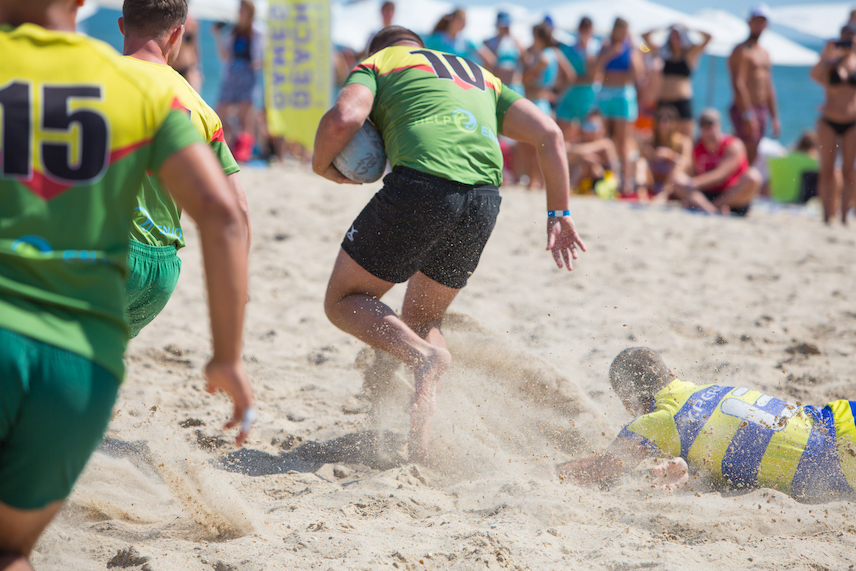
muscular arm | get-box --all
[158,143,254,446]
[312,83,375,184]
[226,173,251,251]
[502,98,586,269]
[691,139,746,190]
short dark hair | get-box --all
[368,26,424,55]
[122,0,188,38]
[609,348,672,411]
[579,16,593,30]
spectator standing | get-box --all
[728,4,781,166]
[594,18,642,195]
[424,9,488,64]
[170,15,202,92]
[555,17,602,143]
[212,0,264,161]
[809,26,856,224]
[642,24,712,137]
[483,11,524,93]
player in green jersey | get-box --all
[0,1,253,568]
[119,0,252,338]
[313,26,586,462]
[558,348,856,501]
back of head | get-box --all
[532,22,555,47]
[609,347,672,411]
[368,25,424,55]
[795,130,818,154]
[122,0,188,38]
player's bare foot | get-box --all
[408,346,451,462]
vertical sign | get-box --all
[266,0,331,151]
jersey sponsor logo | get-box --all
[674,384,732,458]
[453,109,477,131]
[411,108,500,147]
[133,206,183,241]
[10,235,112,264]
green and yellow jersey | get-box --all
[0,24,202,380]
[344,45,522,187]
[620,379,856,497]
[121,57,239,249]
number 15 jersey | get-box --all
[345,46,522,187]
[0,24,202,381]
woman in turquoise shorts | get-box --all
[518,23,574,188]
[595,17,642,195]
[556,16,602,142]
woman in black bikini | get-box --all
[642,25,711,138]
[811,26,856,224]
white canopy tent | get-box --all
[768,3,851,40]
[77,0,269,22]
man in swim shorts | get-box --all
[728,4,781,165]
[119,0,251,338]
[0,1,253,568]
[558,348,856,502]
[675,108,761,215]
[313,26,586,462]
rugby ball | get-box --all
[333,121,386,183]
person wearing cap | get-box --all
[674,108,762,215]
[483,11,524,90]
[727,3,781,166]
[809,24,856,224]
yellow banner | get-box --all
[265,0,331,151]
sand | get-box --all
[31,164,856,570]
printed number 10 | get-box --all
[409,50,486,91]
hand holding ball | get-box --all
[333,121,387,183]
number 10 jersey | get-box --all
[344,46,522,187]
[0,24,202,380]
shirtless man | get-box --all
[728,3,781,165]
[313,26,585,462]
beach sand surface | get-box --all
[31,165,856,570]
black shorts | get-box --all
[701,190,750,217]
[342,166,501,289]
[658,99,693,120]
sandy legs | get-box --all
[325,249,458,462]
[0,500,64,570]
[675,168,762,215]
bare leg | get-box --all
[711,168,762,211]
[400,272,460,461]
[324,251,451,461]
[817,119,839,224]
[610,118,631,194]
[0,500,64,569]
[839,124,856,224]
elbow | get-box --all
[539,121,564,151]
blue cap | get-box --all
[543,14,554,27]
[496,11,511,27]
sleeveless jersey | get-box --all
[0,24,202,380]
[344,46,522,186]
[121,57,239,249]
[619,379,856,497]
[693,135,749,193]
[484,35,520,70]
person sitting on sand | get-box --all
[566,110,619,197]
[673,108,761,215]
[557,347,856,502]
[313,26,585,462]
[639,105,691,202]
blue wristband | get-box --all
[547,210,571,217]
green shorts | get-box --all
[125,240,181,338]
[0,328,119,509]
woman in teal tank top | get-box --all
[556,16,602,142]
[518,23,574,189]
[482,10,524,92]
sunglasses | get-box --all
[699,120,716,128]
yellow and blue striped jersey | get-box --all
[620,379,856,498]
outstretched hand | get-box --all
[546,215,586,270]
[204,359,256,447]
[651,457,689,492]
